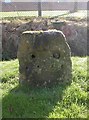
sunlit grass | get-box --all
[0,11,68,18]
[1,57,88,118]
[0,10,87,19]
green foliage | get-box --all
[1,57,88,118]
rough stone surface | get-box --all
[18,30,72,87]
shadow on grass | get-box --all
[2,82,71,118]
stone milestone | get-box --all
[18,30,72,87]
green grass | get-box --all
[0,10,87,19]
[1,57,88,118]
[0,11,69,18]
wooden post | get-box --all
[38,1,42,17]
[74,1,78,12]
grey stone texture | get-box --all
[18,30,72,87]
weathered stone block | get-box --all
[18,30,72,87]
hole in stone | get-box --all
[53,53,60,59]
[61,65,63,68]
[37,65,39,68]
[26,66,29,72]
[26,66,28,70]
[31,54,36,59]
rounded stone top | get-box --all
[22,29,64,36]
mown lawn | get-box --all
[0,10,87,18]
[0,11,68,18]
[1,57,88,118]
